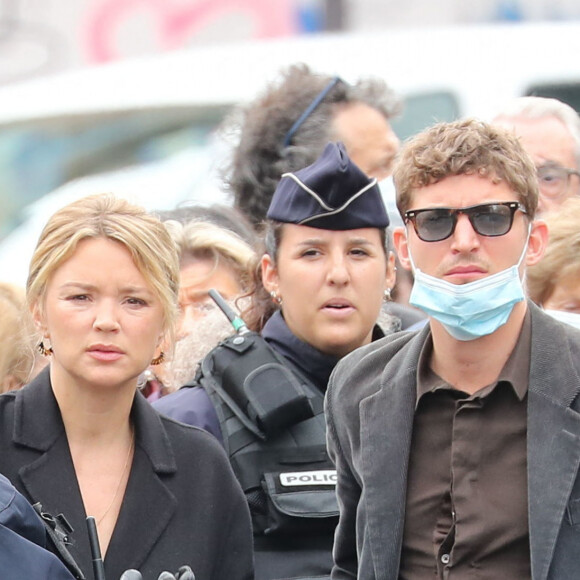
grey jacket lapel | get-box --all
[359,328,425,580]
[346,304,580,580]
[527,305,580,580]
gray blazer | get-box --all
[326,302,580,580]
[0,368,254,580]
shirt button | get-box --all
[441,554,450,565]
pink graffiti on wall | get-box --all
[85,0,297,63]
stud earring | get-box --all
[270,290,283,306]
[151,352,165,366]
[384,288,392,302]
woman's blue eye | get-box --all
[127,297,147,306]
[68,294,89,301]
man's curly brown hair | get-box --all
[393,118,540,220]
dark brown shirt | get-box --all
[399,313,532,580]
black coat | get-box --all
[0,369,254,580]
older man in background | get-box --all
[493,96,580,214]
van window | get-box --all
[0,107,226,238]
[0,92,462,240]
[391,91,460,140]
[525,82,580,114]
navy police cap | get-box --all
[266,142,390,230]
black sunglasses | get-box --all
[404,202,527,242]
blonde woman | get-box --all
[0,194,253,580]
[527,197,580,328]
[0,282,43,393]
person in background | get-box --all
[155,142,399,580]
[0,281,45,393]
[222,62,423,327]
[144,219,256,401]
[153,203,259,248]
[224,63,402,228]
[326,119,580,579]
[527,197,580,329]
[0,194,253,580]
[492,96,580,214]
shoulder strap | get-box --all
[33,503,86,580]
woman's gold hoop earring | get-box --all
[37,341,53,356]
[151,352,165,366]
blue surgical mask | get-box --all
[544,309,580,331]
[408,231,530,341]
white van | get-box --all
[0,21,579,284]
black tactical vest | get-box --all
[196,330,337,579]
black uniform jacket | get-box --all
[0,368,254,580]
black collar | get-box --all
[14,367,177,474]
[261,311,341,391]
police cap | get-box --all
[266,142,390,230]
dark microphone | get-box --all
[86,516,106,580]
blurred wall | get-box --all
[350,0,580,29]
[1,0,579,85]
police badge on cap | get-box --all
[267,142,390,230]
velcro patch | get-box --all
[279,470,337,487]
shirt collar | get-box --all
[416,309,532,405]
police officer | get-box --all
[0,473,77,579]
[155,142,398,580]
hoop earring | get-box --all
[384,288,392,302]
[37,340,53,357]
[151,352,165,366]
[270,290,283,306]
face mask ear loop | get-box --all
[405,229,419,275]
[517,223,533,269]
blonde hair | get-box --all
[164,220,255,291]
[527,197,580,305]
[27,194,180,344]
[0,283,36,392]
[393,118,539,219]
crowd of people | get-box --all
[1,61,580,580]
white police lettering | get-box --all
[279,470,337,487]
